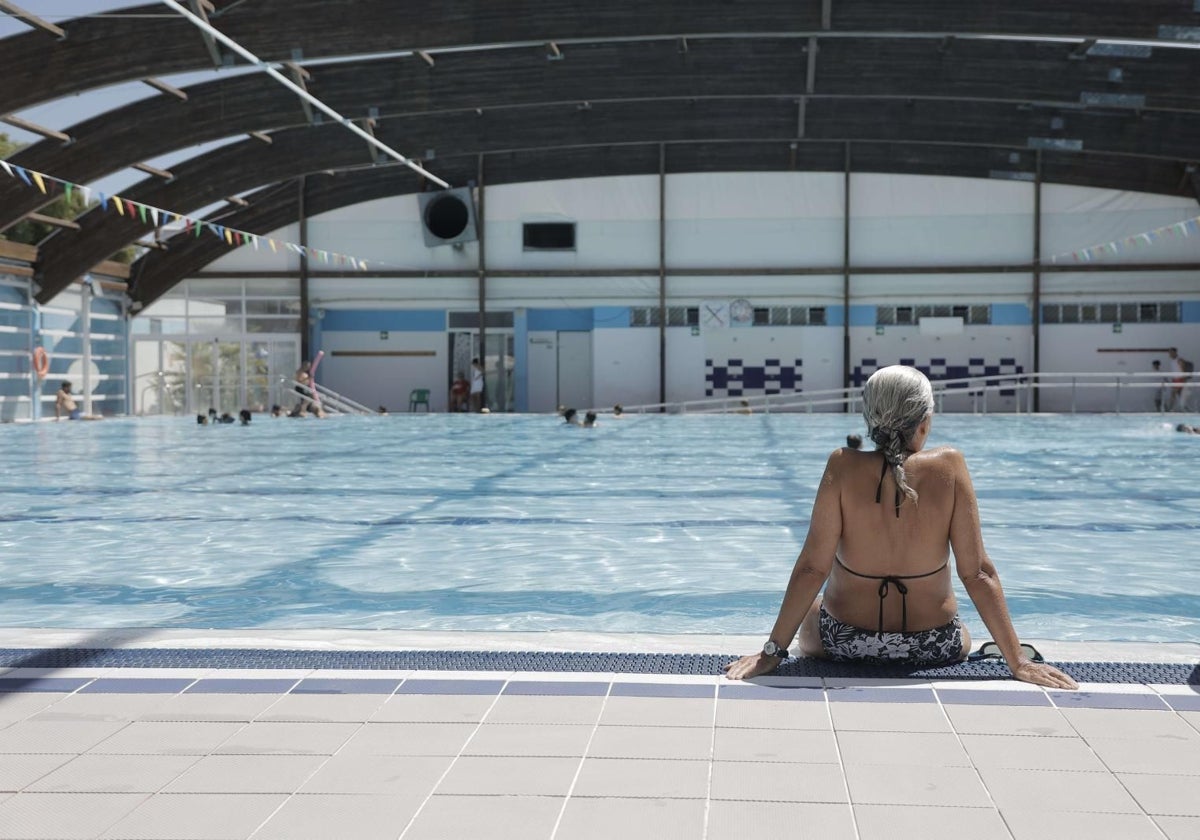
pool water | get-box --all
[1,413,1197,642]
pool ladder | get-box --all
[286,379,375,415]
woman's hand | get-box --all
[722,653,784,680]
[1011,659,1079,690]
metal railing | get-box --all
[284,378,375,415]
[603,371,1198,416]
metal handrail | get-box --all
[601,371,1198,416]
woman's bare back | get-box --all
[822,446,961,633]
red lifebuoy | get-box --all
[32,346,49,379]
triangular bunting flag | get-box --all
[0,160,12,177]
[13,166,32,187]
[31,171,47,194]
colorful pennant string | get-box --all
[0,162,371,271]
[1050,213,1200,263]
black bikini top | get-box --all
[875,457,902,518]
[834,555,948,634]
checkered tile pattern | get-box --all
[853,357,1024,395]
[705,358,803,398]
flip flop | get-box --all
[968,641,1044,663]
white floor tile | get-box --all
[1118,773,1200,817]
[844,763,992,807]
[572,757,710,798]
[254,793,424,840]
[403,793,564,840]
[0,791,146,839]
[90,720,245,755]
[958,733,1107,771]
[434,755,580,796]
[555,796,706,840]
[855,804,1011,840]
[709,760,848,803]
[0,754,72,792]
[162,754,327,793]
[830,701,952,733]
[715,699,831,730]
[836,731,972,767]
[99,792,286,839]
[977,767,1142,813]
[706,801,856,840]
[213,721,360,755]
[464,723,594,757]
[338,721,477,756]
[299,753,452,795]
[587,725,712,760]
[711,726,840,763]
[1002,808,1168,840]
[28,754,199,793]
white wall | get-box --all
[318,330,447,412]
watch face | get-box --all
[763,641,780,656]
[729,298,753,325]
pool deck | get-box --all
[0,631,1196,840]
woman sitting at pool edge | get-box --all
[724,365,1077,690]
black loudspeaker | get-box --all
[417,187,478,247]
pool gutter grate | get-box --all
[0,648,1195,684]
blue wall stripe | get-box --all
[1183,301,1200,324]
[991,303,1031,326]
[848,305,876,327]
[528,308,593,331]
[320,309,447,332]
[593,307,631,328]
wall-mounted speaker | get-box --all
[417,187,478,247]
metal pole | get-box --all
[159,0,449,188]
[658,143,667,409]
[81,278,93,417]
[842,142,852,405]
[1032,150,1042,413]
[298,176,310,361]
[477,154,488,410]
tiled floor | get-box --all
[0,663,1198,840]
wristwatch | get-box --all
[762,640,789,658]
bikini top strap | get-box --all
[874,458,902,518]
[833,557,950,634]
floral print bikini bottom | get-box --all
[818,605,964,665]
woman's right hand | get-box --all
[1011,659,1079,690]
[722,653,784,681]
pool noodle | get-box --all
[309,350,324,406]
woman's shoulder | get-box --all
[911,445,970,472]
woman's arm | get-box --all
[948,450,1078,690]
[724,450,842,680]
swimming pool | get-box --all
[1,412,1197,642]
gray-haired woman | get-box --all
[724,365,1076,689]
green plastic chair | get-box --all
[408,388,431,412]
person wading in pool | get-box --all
[724,365,1077,690]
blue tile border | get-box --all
[186,678,300,694]
[291,678,401,695]
[503,681,609,696]
[396,679,505,696]
[0,677,91,693]
[936,689,1052,707]
[827,687,937,704]
[610,683,714,699]
[1163,694,1200,712]
[81,678,195,694]
[719,684,825,701]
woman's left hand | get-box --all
[722,653,784,680]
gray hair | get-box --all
[862,365,934,507]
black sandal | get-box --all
[968,641,1044,663]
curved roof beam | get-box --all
[126,140,1198,309]
[6,33,1200,232]
[3,0,1199,115]
[35,94,1200,301]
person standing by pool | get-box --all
[469,358,485,412]
[1166,347,1191,411]
[724,365,1077,690]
